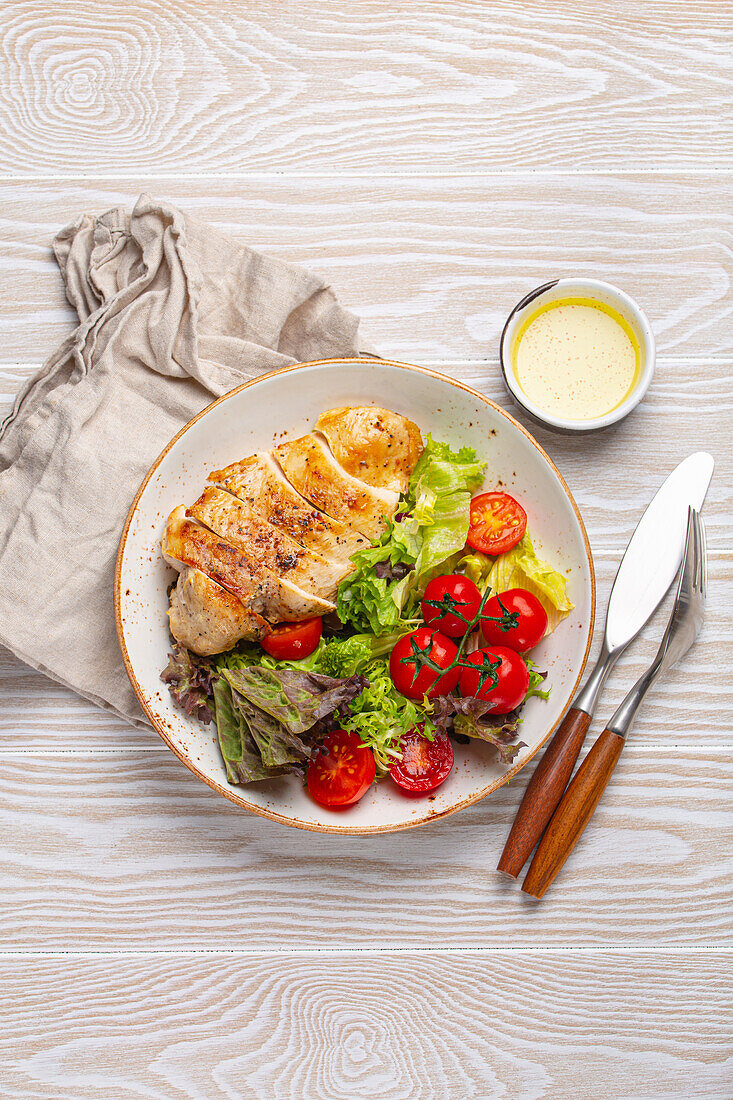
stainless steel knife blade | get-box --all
[575,451,714,714]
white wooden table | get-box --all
[1,3,731,1096]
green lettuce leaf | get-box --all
[409,437,485,580]
[525,659,550,701]
[335,533,420,634]
[213,666,366,785]
[336,436,486,634]
[223,667,366,737]
[213,677,288,784]
[485,534,573,633]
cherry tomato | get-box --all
[459,645,529,712]
[481,588,548,652]
[389,628,460,700]
[306,730,376,808]
[421,574,482,638]
[389,728,454,796]
[467,492,527,556]
[262,616,322,660]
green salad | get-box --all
[163,437,573,804]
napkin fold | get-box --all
[0,195,368,726]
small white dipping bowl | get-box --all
[500,278,655,433]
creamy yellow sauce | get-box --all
[511,297,641,421]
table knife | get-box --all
[522,508,707,897]
[497,451,714,878]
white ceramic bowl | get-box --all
[116,359,595,834]
[500,278,655,432]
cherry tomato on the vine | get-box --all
[306,730,376,808]
[421,573,482,638]
[481,588,547,652]
[458,645,529,713]
[262,616,322,661]
[467,492,527,556]
[389,728,454,796]
[389,628,460,700]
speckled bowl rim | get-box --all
[115,358,596,834]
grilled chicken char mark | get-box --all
[187,486,348,599]
[207,452,367,566]
[163,507,335,623]
[272,433,399,540]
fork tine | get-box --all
[697,512,708,596]
[689,510,706,598]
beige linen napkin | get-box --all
[0,194,368,727]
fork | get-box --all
[522,508,707,898]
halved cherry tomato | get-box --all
[459,645,529,712]
[262,616,322,660]
[481,588,548,652]
[467,492,527,556]
[421,574,482,638]
[390,728,454,796]
[307,730,376,808]
[389,628,460,700]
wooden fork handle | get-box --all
[521,728,625,898]
[497,707,592,877]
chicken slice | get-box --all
[163,507,335,623]
[208,452,367,566]
[187,486,348,600]
[316,406,423,493]
[168,566,268,656]
[272,433,398,539]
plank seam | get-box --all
[0,946,731,959]
[1,169,733,182]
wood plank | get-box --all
[1,951,731,1099]
[0,747,730,950]
[1,176,732,361]
[1,1,731,175]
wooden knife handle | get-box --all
[521,728,625,899]
[497,707,592,877]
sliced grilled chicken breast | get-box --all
[272,433,398,539]
[164,406,425,655]
[168,566,268,656]
[187,486,347,599]
[208,452,367,566]
[316,406,422,493]
[163,507,335,622]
